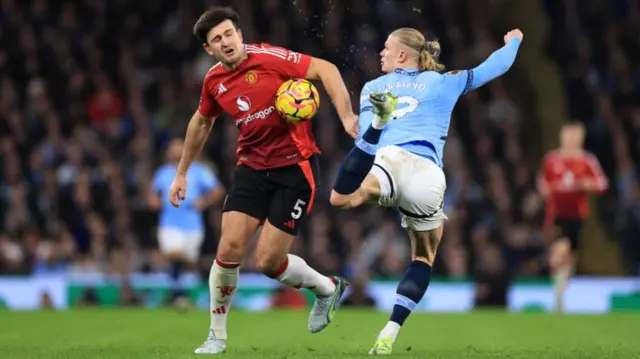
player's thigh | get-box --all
[266,183,313,239]
[223,164,270,221]
[218,211,262,262]
[255,186,313,270]
[331,174,381,208]
[549,219,580,268]
[157,228,184,256]
[359,174,382,204]
[218,165,269,261]
[397,158,447,233]
[555,219,583,252]
[266,157,318,235]
[183,231,205,264]
[408,223,444,265]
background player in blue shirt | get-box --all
[150,138,225,304]
[330,28,523,354]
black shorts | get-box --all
[554,219,583,250]
[222,156,319,235]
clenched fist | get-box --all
[504,29,523,44]
[168,174,187,208]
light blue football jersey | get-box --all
[153,162,219,232]
[358,38,522,167]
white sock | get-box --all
[372,114,386,129]
[273,254,336,296]
[209,258,240,340]
[554,267,570,314]
[379,321,401,341]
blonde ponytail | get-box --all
[419,41,446,72]
[391,28,446,72]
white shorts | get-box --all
[157,227,204,263]
[370,145,447,231]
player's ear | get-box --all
[203,43,214,56]
[398,51,408,63]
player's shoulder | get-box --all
[443,69,467,77]
[430,69,468,86]
[361,78,382,93]
[578,150,599,162]
[249,42,286,50]
[542,149,562,163]
[204,62,224,78]
[202,62,225,89]
[362,73,395,93]
[154,164,172,178]
[246,43,291,61]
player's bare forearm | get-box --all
[536,174,549,198]
[177,111,215,176]
[306,57,355,121]
[585,155,609,193]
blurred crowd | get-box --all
[0,0,637,295]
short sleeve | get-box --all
[261,44,312,79]
[198,76,222,118]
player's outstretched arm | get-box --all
[582,153,609,193]
[177,111,214,176]
[468,29,523,91]
[169,111,215,207]
[306,58,358,138]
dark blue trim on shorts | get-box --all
[399,200,443,219]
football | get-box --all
[275,79,320,123]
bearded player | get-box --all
[537,121,608,313]
[168,7,358,354]
[329,28,523,354]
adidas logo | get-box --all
[218,83,227,94]
[212,305,227,315]
[284,220,295,229]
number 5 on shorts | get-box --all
[291,199,307,219]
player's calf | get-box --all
[255,221,349,333]
[256,221,336,296]
[371,226,442,354]
[168,255,186,304]
[550,238,573,314]
[195,212,259,354]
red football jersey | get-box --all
[198,43,319,170]
[537,150,608,224]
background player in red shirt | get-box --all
[166,7,358,354]
[537,121,608,313]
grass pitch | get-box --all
[0,309,638,358]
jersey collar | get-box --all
[394,68,420,76]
